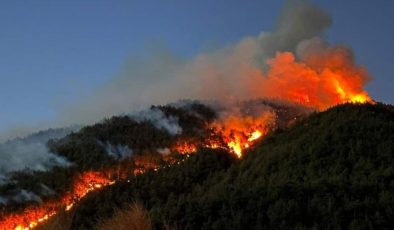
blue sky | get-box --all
[0,0,393,134]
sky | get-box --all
[0,0,393,138]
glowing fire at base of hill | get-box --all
[0,172,115,230]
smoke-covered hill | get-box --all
[0,127,79,205]
[16,102,394,230]
[0,99,310,227]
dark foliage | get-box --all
[70,149,236,229]
[0,102,216,214]
[160,103,394,230]
[3,102,393,230]
[69,103,394,230]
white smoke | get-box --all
[0,128,76,179]
[157,147,171,155]
[0,140,69,175]
[97,140,133,159]
[130,108,182,135]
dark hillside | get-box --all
[59,103,394,230]
[162,103,394,229]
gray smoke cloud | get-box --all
[50,1,332,127]
[0,184,55,205]
[157,147,171,155]
[130,108,182,135]
[0,189,42,205]
[97,140,133,159]
[0,141,68,174]
[0,128,76,204]
[257,0,331,63]
[0,128,76,178]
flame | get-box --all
[225,129,265,158]
[0,44,374,230]
[209,111,274,157]
[170,126,266,159]
[260,49,373,110]
[227,139,243,158]
[172,142,198,154]
[0,154,181,229]
[168,114,271,159]
[0,171,115,230]
[133,154,161,175]
[248,130,263,142]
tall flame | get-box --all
[260,45,373,110]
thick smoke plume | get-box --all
[52,1,370,128]
[0,1,372,179]
[0,1,371,140]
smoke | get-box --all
[257,0,331,62]
[0,1,372,143]
[157,147,171,155]
[130,108,182,135]
[0,183,55,205]
[0,190,42,205]
[0,141,68,174]
[0,128,75,179]
[97,140,133,159]
[51,1,341,126]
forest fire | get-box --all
[222,129,264,158]
[259,48,373,110]
[0,63,373,230]
[0,97,371,230]
[0,171,115,230]
[0,1,380,229]
[0,34,375,230]
[209,111,275,158]
[172,128,265,158]
[172,142,198,154]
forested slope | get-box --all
[49,103,394,230]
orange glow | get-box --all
[133,154,161,175]
[228,139,243,158]
[0,44,375,230]
[169,122,267,159]
[260,50,373,110]
[0,171,114,230]
[248,130,263,142]
[208,112,274,158]
[349,93,370,104]
[172,142,198,154]
[224,129,266,158]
